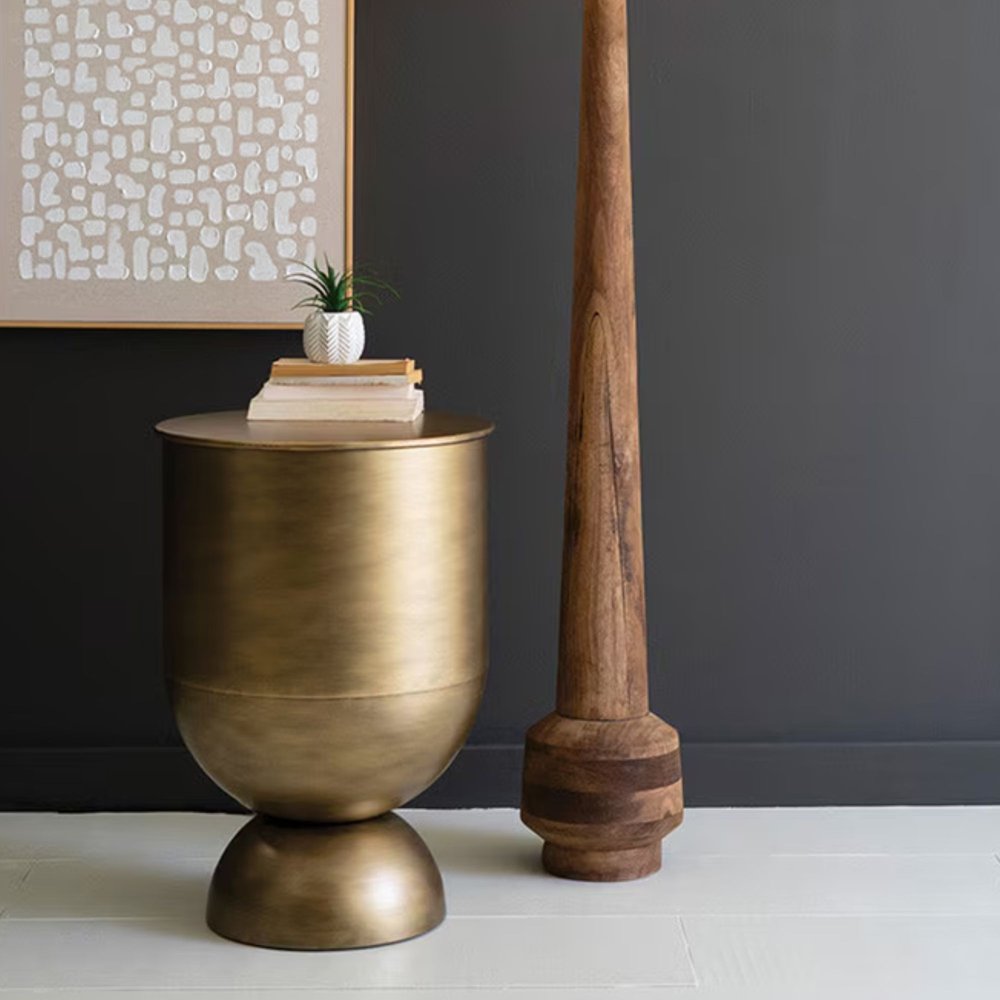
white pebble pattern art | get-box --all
[18,0,322,285]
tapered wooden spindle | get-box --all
[520,0,684,882]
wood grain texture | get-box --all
[522,713,683,881]
[521,0,684,880]
[558,0,646,721]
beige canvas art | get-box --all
[0,0,352,328]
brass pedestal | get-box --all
[157,412,493,950]
[207,815,444,950]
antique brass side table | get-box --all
[156,412,493,950]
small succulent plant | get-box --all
[288,258,399,316]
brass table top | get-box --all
[156,411,495,452]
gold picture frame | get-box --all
[0,0,354,330]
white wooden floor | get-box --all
[0,808,998,998]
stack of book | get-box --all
[247,359,425,422]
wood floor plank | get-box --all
[4,807,997,862]
[442,852,1000,917]
[669,806,1000,856]
[6,856,211,920]
[0,988,994,1000]
[0,915,696,990]
[683,914,1000,998]
[0,861,32,917]
[11,852,999,921]
[407,806,1000,857]
[0,812,243,861]
[0,991,702,1000]
[2,809,1000,995]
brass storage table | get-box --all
[156,412,494,950]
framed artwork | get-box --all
[0,0,354,329]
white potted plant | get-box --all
[288,258,398,364]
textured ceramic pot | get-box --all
[157,412,494,950]
[303,310,366,364]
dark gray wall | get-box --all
[3,0,1000,809]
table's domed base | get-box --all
[206,813,445,950]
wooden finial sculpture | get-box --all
[520,0,684,881]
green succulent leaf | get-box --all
[286,256,400,316]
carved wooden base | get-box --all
[521,713,684,882]
[542,842,662,882]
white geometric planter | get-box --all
[303,311,366,364]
